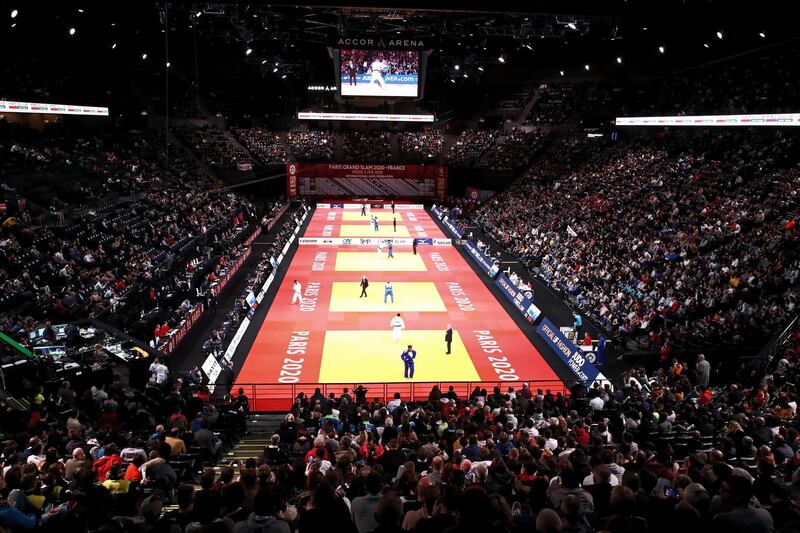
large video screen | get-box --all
[339,49,419,97]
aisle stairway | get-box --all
[220,413,285,466]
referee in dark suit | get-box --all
[445,324,453,354]
[360,275,369,298]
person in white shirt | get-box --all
[292,280,302,304]
[390,313,405,342]
[370,57,387,88]
[589,392,605,412]
[377,240,384,257]
[387,392,402,412]
[149,358,168,385]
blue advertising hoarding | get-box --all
[494,273,542,325]
[536,317,600,386]
[464,240,496,277]
[442,217,463,238]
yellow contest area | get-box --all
[329,282,446,312]
[339,224,411,237]
[334,251,427,272]
[342,212,403,221]
[319,329,478,382]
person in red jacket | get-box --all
[93,444,123,481]
[573,420,591,447]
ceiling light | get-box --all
[142,53,147,60]
[450,79,456,83]
[10,9,18,18]
[111,42,117,49]
[759,31,766,38]
[477,66,484,71]
[245,48,252,56]
[567,22,577,30]
[559,70,565,76]
[281,74,287,79]
[703,43,709,48]
[584,64,590,71]
[463,73,468,78]
[454,64,460,70]
[261,59,267,64]
[616,56,622,64]
[195,11,201,17]
[273,67,278,73]
[10,22,15,27]
[525,44,533,50]
[166,62,171,67]
[68,27,76,35]
[716,31,723,39]
[658,46,665,54]
[77,8,84,13]
[498,56,505,63]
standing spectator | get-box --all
[696,354,711,388]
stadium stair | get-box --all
[220,413,284,466]
[517,86,543,124]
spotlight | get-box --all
[525,44,533,50]
[759,31,766,38]
[166,62,171,67]
[567,22,577,30]
[559,70,565,76]
[69,27,76,35]
[77,8,84,13]
[498,56,505,63]
[10,9,18,18]
[111,42,117,49]
[273,67,278,73]
[281,74,287,79]
[195,11,201,17]
[658,46,665,54]
[454,64,460,70]
[142,53,148,60]
[261,59,267,64]
[245,48,252,56]
[716,31,723,40]
[703,43,709,48]
[584,64,590,71]
[477,66,484,71]
[616,56,622,64]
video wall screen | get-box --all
[339,49,420,97]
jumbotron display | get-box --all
[339,48,420,97]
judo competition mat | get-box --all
[235,206,563,410]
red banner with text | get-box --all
[286,163,447,201]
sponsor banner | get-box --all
[202,353,223,383]
[494,273,541,325]
[298,111,434,123]
[441,217,464,238]
[298,237,452,246]
[292,163,445,182]
[464,240,495,277]
[256,273,275,304]
[315,203,424,210]
[161,303,204,356]
[0,100,109,116]
[536,317,600,386]
[615,112,800,127]
[331,36,434,49]
[370,204,385,209]
[222,317,251,363]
